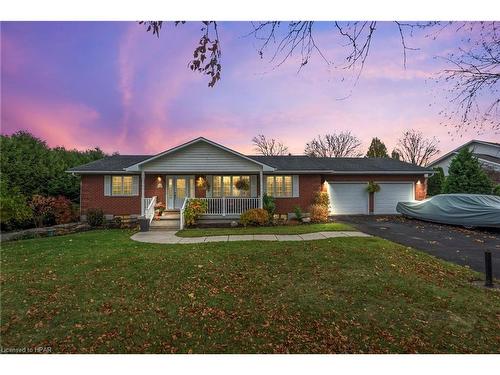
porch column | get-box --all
[141,170,145,216]
[259,170,263,208]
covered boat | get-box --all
[396,194,500,228]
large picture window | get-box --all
[211,175,250,197]
[111,176,134,196]
[266,175,293,197]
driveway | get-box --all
[337,215,500,278]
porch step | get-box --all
[150,220,180,230]
[159,212,180,220]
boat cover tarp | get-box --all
[396,194,500,227]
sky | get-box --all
[1,21,498,158]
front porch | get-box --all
[141,173,264,230]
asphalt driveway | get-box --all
[337,215,500,278]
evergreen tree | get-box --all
[391,150,400,160]
[366,137,389,157]
[442,148,493,194]
[427,167,445,196]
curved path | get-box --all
[131,230,371,244]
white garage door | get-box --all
[328,183,368,215]
[374,183,414,214]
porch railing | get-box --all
[143,196,157,223]
[195,197,261,216]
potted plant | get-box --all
[366,181,381,193]
[154,202,166,217]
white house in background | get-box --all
[429,140,500,177]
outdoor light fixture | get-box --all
[196,177,205,187]
[416,179,422,185]
[156,176,163,189]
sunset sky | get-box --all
[1,21,498,158]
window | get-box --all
[111,176,135,196]
[266,175,293,197]
[211,175,251,197]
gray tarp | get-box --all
[396,194,500,227]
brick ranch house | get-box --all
[68,137,432,229]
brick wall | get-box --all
[273,174,323,214]
[80,175,141,216]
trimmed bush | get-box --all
[309,204,329,223]
[183,199,208,227]
[263,193,276,217]
[427,167,445,196]
[240,208,269,227]
[313,191,329,208]
[87,208,104,227]
[293,205,303,221]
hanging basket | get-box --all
[366,181,380,193]
[234,178,250,191]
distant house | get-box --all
[429,140,500,183]
[68,137,432,229]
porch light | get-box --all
[416,179,422,185]
[156,176,163,189]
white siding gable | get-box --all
[141,141,263,172]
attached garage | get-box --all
[328,183,369,215]
[374,182,414,214]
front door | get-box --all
[166,176,192,209]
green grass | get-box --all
[177,222,354,237]
[1,229,499,354]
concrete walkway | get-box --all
[131,230,371,244]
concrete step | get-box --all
[150,220,180,230]
[158,213,180,220]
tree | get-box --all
[141,21,499,132]
[304,132,362,157]
[391,150,401,160]
[437,22,500,132]
[366,137,389,157]
[442,148,493,194]
[427,167,445,196]
[252,134,289,156]
[395,130,439,166]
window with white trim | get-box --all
[111,176,134,196]
[211,175,251,197]
[266,175,293,197]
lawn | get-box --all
[1,229,499,354]
[176,222,354,237]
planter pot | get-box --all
[139,217,150,232]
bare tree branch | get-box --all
[252,134,289,156]
[304,132,362,157]
[395,129,440,166]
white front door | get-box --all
[166,176,192,209]
[328,183,369,215]
[374,183,414,214]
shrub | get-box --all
[309,204,329,223]
[493,184,500,196]
[30,195,56,227]
[0,180,33,230]
[427,167,445,196]
[52,196,76,224]
[313,191,329,208]
[263,193,276,217]
[240,208,269,227]
[87,208,104,227]
[183,198,208,227]
[293,205,303,221]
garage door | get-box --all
[374,183,414,214]
[328,183,368,215]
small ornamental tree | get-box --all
[442,148,493,194]
[427,167,445,196]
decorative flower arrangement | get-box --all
[234,178,250,191]
[154,202,166,216]
[366,181,381,193]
